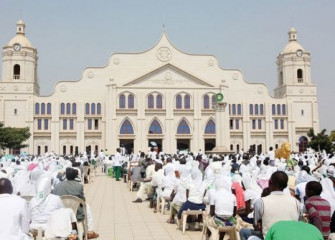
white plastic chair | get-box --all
[181,209,203,234]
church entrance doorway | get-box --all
[204,139,215,152]
[120,139,134,155]
[177,139,190,153]
[299,136,308,153]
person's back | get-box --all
[44,208,77,239]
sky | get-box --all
[0,0,334,132]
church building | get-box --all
[0,21,319,155]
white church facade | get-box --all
[0,21,319,155]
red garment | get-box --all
[232,182,246,210]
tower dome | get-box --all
[7,20,33,48]
[281,27,304,54]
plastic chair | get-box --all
[181,209,203,234]
[60,195,88,240]
[107,167,113,177]
[21,195,34,203]
[201,213,237,240]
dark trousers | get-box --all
[177,200,205,219]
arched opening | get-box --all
[120,119,134,134]
[119,94,125,109]
[85,103,90,114]
[203,95,209,109]
[66,103,71,115]
[177,120,190,134]
[299,136,308,153]
[72,103,76,115]
[97,103,101,114]
[47,103,51,115]
[205,120,215,134]
[128,95,134,109]
[176,94,182,109]
[37,146,41,156]
[297,69,303,83]
[35,103,40,114]
[280,71,283,85]
[44,146,48,154]
[13,64,20,79]
[184,95,190,109]
[156,95,162,109]
[62,146,66,155]
[149,119,162,134]
[91,103,96,114]
[148,94,154,109]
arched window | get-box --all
[148,94,154,109]
[37,146,41,156]
[212,95,216,109]
[85,103,90,114]
[277,104,281,115]
[297,69,303,83]
[249,104,253,115]
[176,95,182,109]
[45,146,48,154]
[61,103,65,115]
[97,103,101,114]
[282,104,286,115]
[91,103,95,115]
[13,64,20,79]
[119,94,125,109]
[230,144,234,151]
[156,95,162,109]
[184,95,190,109]
[149,120,162,134]
[260,104,264,115]
[203,95,209,109]
[41,103,45,114]
[70,146,74,155]
[232,104,236,115]
[299,136,308,153]
[237,104,242,115]
[120,120,134,134]
[63,146,66,155]
[205,120,215,134]
[66,103,71,115]
[47,103,51,114]
[272,104,276,115]
[177,120,190,134]
[255,104,259,115]
[35,103,40,114]
[72,103,76,115]
[128,95,134,109]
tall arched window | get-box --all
[255,104,259,115]
[66,103,71,115]
[205,120,215,134]
[63,146,66,155]
[47,103,51,114]
[282,104,286,115]
[85,103,90,114]
[13,64,20,79]
[277,104,281,115]
[280,71,283,85]
[176,95,182,109]
[297,69,303,83]
[91,103,96,115]
[249,104,253,115]
[35,103,40,114]
[97,103,101,114]
[148,94,154,109]
[128,94,134,109]
[237,104,242,115]
[177,120,190,134]
[260,104,264,115]
[149,120,162,134]
[184,95,190,109]
[41,103,45,114]
[72,103,76,115]
[45,146,48,154]
[120,120,134,134]
[156,95,162,109]
[212,95,216,109]
[119,94,125,109]
[203,95,209,109]
[272,104,276,115]
[232,104,236,115]
[60,103,65,115]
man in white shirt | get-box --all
[44,208,77,239]
[113,148,122,181]
[133,158,155,203]
[0,178,31,240]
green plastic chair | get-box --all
[107,168,113,177]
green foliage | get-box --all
[0,123,31,152]
[307,128,333,153]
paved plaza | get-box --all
[85,171,202,240]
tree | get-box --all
[0,123,31,154]
[307,128,333,153]
[330,130,335,152]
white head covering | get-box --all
[215,175,232,191]
[34,175,52,211]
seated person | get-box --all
[29,175,64,230]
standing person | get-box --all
[113,148,122,181]
[305,181,331,239]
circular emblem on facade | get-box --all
[157,47,172,62]
[60,85,67,92]
[87,71,94,78]
[13,86,19,91]
[165,71,172,80]
[257,87,264,94]
[113,58,120,65]
[233,73,239,80]
[208,59,214,66]
[299,88,304,94]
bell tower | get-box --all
[2,20,39,94]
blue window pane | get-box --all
[37,119,42,130]
[61,103,65,115]
[272,104,276,115]
[277,104,281,115]
[85,103,90,114]
[235,119,239,129]
[205,120,215,134]
[258,119,262,129]
[120,120,134,134]
[72,103,76,115]
[44,119,48,130]
[282,104,286,115]
[70,119,74,130]
[250,104,253,115]
[252,119,256,129]
[255,104,259,115]
[66,103,71,115]
[212,95,216,109]
[41,103,45,114]
[237,104,242,115]
[260,104,264,115]
[148,94,154,109]
[88,119,92,130]
[232,104,236,115]
[63,119,67,130]
[204,95,209,109]
[184,95,190,109]
[35,103,40,114]
[177,120,190,134]
[274,119,278,129]
[128,95,134,109]
[149,120,162,134]
[91,103,95,115]
[97,103,101,114]
[47,103,51,115]
[280,119,284,129]
[176,95,182,109]
[119,94,125,109]
[156,95,162,109]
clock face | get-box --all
[296,49,303,57]
[13,43,21,51]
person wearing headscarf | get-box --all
[295,166,315,203]
[29,175,64,230]
[320,178,335,214]
[191,161,202,189]
[161,164,177,200]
